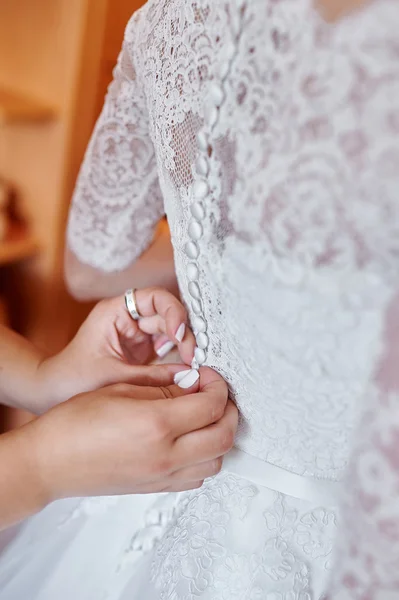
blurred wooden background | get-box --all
[0,0,144,429]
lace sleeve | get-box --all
[66,21,164,273]
[328,292,399,599]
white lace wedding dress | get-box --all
[1,1,399,598]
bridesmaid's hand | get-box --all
[36,288,196,411]
[1,368,238,529]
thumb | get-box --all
[197,366,229,403]
[198,366,228,392]
[161,366,224,398]
[131,365,202,400]
[115,363,200,399]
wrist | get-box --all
[0,325,50,415]
[35,347,81,413]
[33,356,58,414]
[12,348,54,415]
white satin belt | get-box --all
[223,448,341,506]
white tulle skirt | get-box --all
[0,465,338,600]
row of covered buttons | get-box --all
[184,81,227,369]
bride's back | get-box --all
[127,0,399,479]
[69,0,399,479]
[0,2,396,599]
[0,3,392,598]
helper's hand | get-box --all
[37,288,196,411]
[25,368,238,507]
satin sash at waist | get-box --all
[223,447,341,506]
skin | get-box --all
[0,368,238,530]
[0,289,238,530]
[65,221,179,302]
[64,3,373,304]
[0,288,196,414]
[315,0,371,22]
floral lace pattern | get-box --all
[68,0,399,478]
[264,496,336,569]
[328,398,399,599]
[150,474,258,598]
[327,295,399,599]
[67,45,164,272]
[64,1,399,598]
[150,473,337,600]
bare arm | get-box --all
[0,427,47,529]
[65,220,178,301]
[0,326,46,414]
[0,287,193,415]
[0,369,237,531]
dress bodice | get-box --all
[68,0,399,479]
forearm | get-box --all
[65,221,179,301]
[0,326,47,414]
[0,427,48,530]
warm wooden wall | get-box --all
[0,0,144,429]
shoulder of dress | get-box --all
[124,1,151,43]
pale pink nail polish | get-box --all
[175,369,200,389]
[174,369,191,385]
[156,340,175,358]
[175,323,186,343]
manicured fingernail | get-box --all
[156,340,175,358]
[174,369,191,385]
[175,323,186,343]
[176,369,200,389]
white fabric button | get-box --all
[191,299,203,315]
[210,83,225,107]
[185,241,199,259]
[196,332,209,350]
[191,201,205,221]
[193,180,209,200]
[187,263,199,281]
[195,347,207,365]
[193,316,206,332]
[189,282,201,299]
[196,155,209,176]
[189,220,203,241]
[197,131,208,151]
[204,104,218,128]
